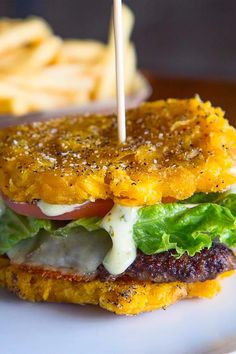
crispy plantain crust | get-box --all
[0,98,236,205]
[0,257,233,315]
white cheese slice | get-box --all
[8,228,112,274]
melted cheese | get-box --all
[8,229,112,274]
[101,204,140,275]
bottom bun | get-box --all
[0,257,233,315]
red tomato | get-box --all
[162,196,177,203]
[3,196,114,220]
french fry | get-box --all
[132,72,149,92]
[123,43,137,94]
[0,80,75,114]
[93,47,115,100]
[0,97,30,115]
[94,43,136,100]
[11,36,62,73]
[5,65,95,94]
[70,90,91,104]
[95,4,136,100]
[107,4,135,46]
[0,81,34,114]
[0,4,143,116]
[0,17,52,55]
[0,37,61,74]
[32,63,86,77]
[58,40,105,63]
[0,18,22,33]
[0,46,31,73]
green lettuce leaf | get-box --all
[182,188,236,216]
[180,192,222,204]
[0,206,53,254]
[218,194,236,217]
[133,203,236,257]
[54,217,101,236]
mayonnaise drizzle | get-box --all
[101,204,140,275]
[37,200,85,217]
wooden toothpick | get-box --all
[113,0,126,143]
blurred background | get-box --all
[1,0,235,81]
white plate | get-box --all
[1,274,236,354]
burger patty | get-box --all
[14,243,236,283]
[98,243,236,283]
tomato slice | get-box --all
[2,194,177,220]
[3,196,114,220]
[162,196,177,203]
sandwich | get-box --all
[0,97,236,315]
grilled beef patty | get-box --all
[15,243,236,283]
[98,243,236,283]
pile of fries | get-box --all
[0,5,145,116]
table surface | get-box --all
[147,73,236,124]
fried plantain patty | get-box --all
[10,243,236,284]
[0,98,236,205]
[0,256,232,315]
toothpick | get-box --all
[113,0,126,143]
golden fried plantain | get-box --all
[0,98,236,205]
[0,257,233,315]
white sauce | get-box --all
[101,204,140,275]
[183,204,199,208]
[37,200,86,217]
